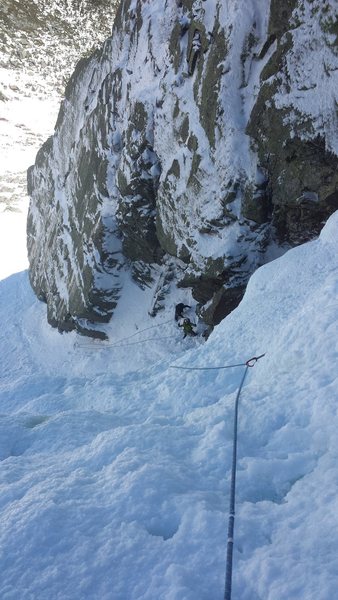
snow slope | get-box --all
[0,209,337,599]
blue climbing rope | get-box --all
[169,354,265,371]
[170,362,247,370]
[224,364,249,600]
[224,354,265,600]
[171,353,265,600]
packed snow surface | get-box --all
[0,210,337,599]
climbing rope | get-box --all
[169,354,265,371]
[77,334,177,350]
[75,318,173,350]
[109,318,172,346]
[224,364,249,600]
[105,334,177,349]
[170,353,265,600]
[170,362,247,370]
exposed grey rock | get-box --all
[198,285,247,326]
[27,48,123,338]
[246,0,338,245]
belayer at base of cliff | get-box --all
[174,303,191,321]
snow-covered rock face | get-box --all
[27,0,338,338]
[247,0,338,244]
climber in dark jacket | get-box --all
[175,303,191,321]
[178,318,197,339]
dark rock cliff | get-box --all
[27,0,338,338]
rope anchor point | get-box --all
[245,353,266,367]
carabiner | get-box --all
[245,353,265,367]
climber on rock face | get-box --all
[174,303,191,321]
[178,318,197,339]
